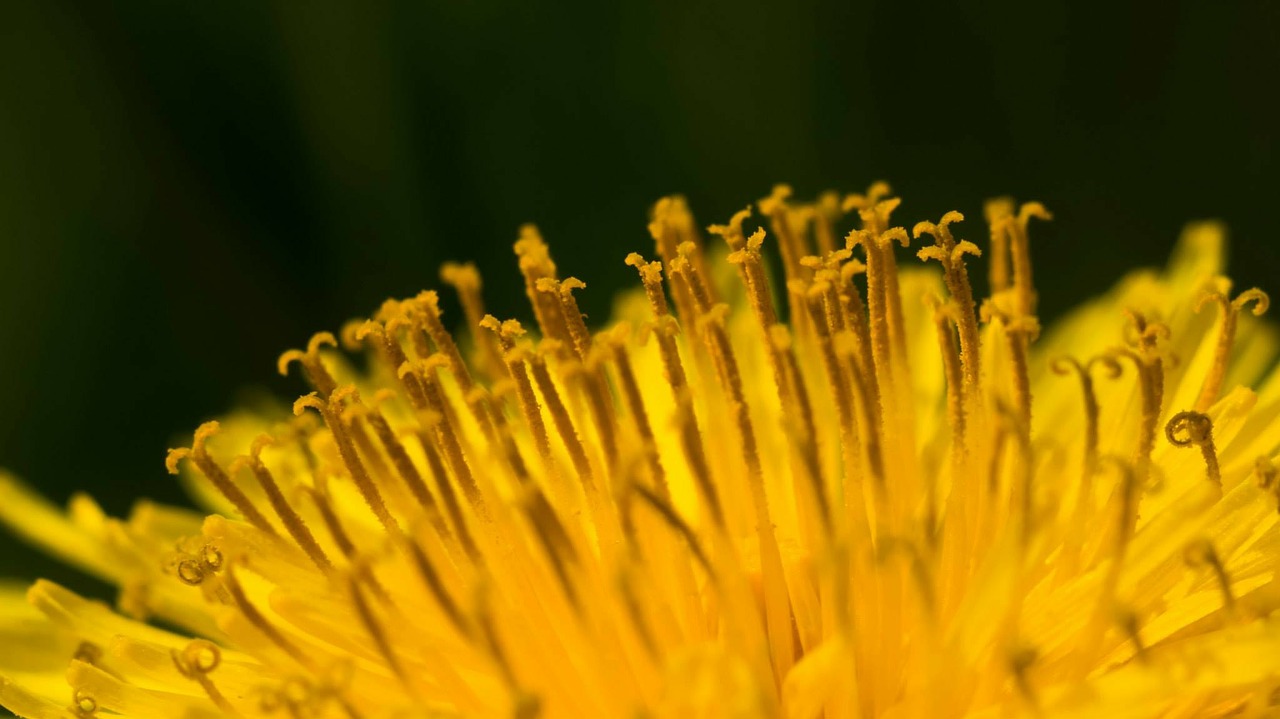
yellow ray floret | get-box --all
[4,185,1280,719]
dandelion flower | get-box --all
[4,184,1280,718]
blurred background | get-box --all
[0,0,1277,599]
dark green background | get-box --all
[1,0,1277,599]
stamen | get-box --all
[230,436,332,573]
[980,302,1040,427]
[536,278,621,468]
[166,422,276,537]
[927,295,966,469]
[397,358,486,514]
[648,199,706,327]
[1008,645,1039,706]
[354,320,432,411]
[914,212,983,390]
[299,475,357,561]
[1184,539,1236,615]
[1051,356,1121,474]
[409,424,480,560]
[803,282,859,524]
[601,324,668,498]
[758,184,811,283]
[1115,607,1147,663]
[338,401,395,490]
[171,639,241,716]
[1166,410,1222,490]
[983,197,1015,295]
[812,191,843,256]
[514,225,572,345]
[617,564,660,660]
[876,536,936,622]
[354,395,447,531]
[277,332,339,398]
[520,486,582,609]
[848,225,913,427]
[401,291,517,475]
[404,533,469,635]
[528,345,599,496]
[1124,309,1171,422]
[294,391,400,535]
[669,257,796,680]
[629,483,713,577]
[481,317,555,472]
[770,324,830,534]
[225,563,313,671]
[715,217,824,527]
[1004,202,1052,319]
[405,291,484,396]
[1254,456,1280,513]
[1101,457,1141,565]
[1194,285,1270,412]
[348,572,413,690]
[440,261,507,383]
[833,330,885,485]
[625,253,725,527]
[472,587,538,716]
[714,218,776,327]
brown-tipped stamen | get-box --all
[277,332,340,399]
[915,212,983,390]
[294,391,400,536]
[166,422,277,538]
[1194,285,1270,412]
[440,261,508,384]
[983,197,1015,295]
[233,436,332,573]
[625,253,725,528]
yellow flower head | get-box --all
[3,184,1280,718]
